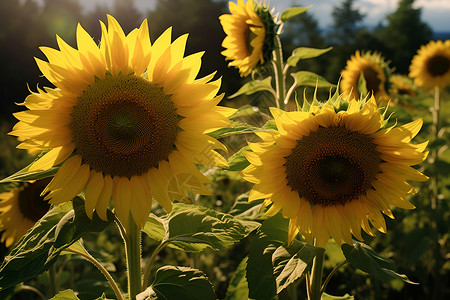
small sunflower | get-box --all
[409,40,450,90]
[341,51,391,102]
[9,15,235,230]
[242,96,428,247]
[389,74,417,98]
[0,179,51,247]
[219,0,276,77]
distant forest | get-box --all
[0,0,440,121]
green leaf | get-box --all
[287,46,333,67]
[208,121,260,139]
[342,242,417,284]
[0,197,114,290]
[291,71,335,88]
[280,6,311,23]
[142,203,260,253]
[322,292,354,300]
[224,257,249,300]
[272,240,324,293]
[138,266,216,300]
[227,146,251,171]
[228,194,264,221]
[229,77,274,98]
[142,214,166,243]
[50,289,80,300]
[246,213,288,300]
[229,105,260,119]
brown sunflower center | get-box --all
[362,66,382,95]
[284,126,381,206]
[18,178,52,222]
[426,54,450,76]
[70,74,179,178]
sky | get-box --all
[76,0,450,32]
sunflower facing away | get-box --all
[0,179,51,247]
[242,96,428,247]
[409,40,450,90]
[219,0,276,77]
[9,15,235,230]
[341,51,391,102]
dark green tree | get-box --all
[147,0,241,95]
[376,0,432,73]
[326,0,365,81]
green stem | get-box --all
[48,263,58,298]
[66,247,124,300]
[272,35,286,109]
[18,285,47,300]
[309,250,325,300]
[320,260,348,295]
[142,241,169,289]
[124,216,143,300]
[431,86,440,210]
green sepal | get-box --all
[280,6,311,23]
[342,242,417,284]
[287,46,332,67]
[137,266,216,300]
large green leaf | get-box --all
[138,266,216,300]
[208,121,260,139]
[291,71,336,88]
[224,257,250,300]
[228,77,275,98]
[287,47,333,67]
[0,197,114,290]
[322,293,354,300]
[50,289,80,300]
[227,146,251,171]
[246,213,288,300]
[342,242,416,284]
[280,6,311,23]
[272,240,324,293]
[142,203,260,252]
[228,194,264,221]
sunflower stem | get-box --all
[123,215,142,300]
[431,86,440,210]
[272,35,286,109]
[309,249,325,300]
[66,247,124,300]
[142,240,169,289]
[47,263,58,298]
[320,260,348,295]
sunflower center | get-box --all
[70,74,179,178]
[362,67,382,95]
[18,178,52,222]
[426,55,450,76]
[284,126,381,206]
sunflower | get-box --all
[389,74,417,98]
[0,179,51,247]
[242,96,428,247]
[341,51,391,102]
[219,0,276,77]
[409,40,450,90]
[9,15,235,230]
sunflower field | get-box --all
[0,0,448,299]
